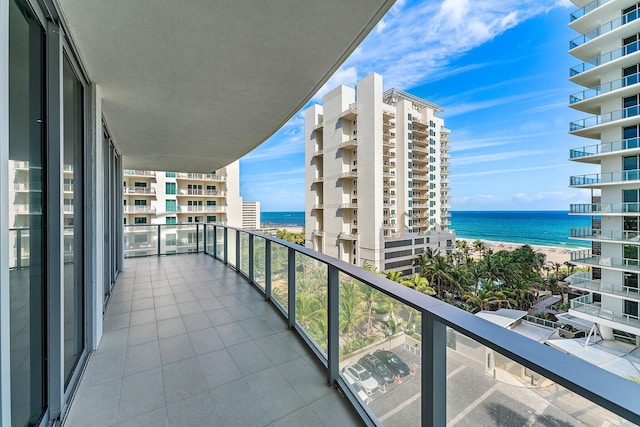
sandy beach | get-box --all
[458,238,576,265]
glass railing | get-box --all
[570,202,640,214]
[571,250,640,272]
[570,0,613,22]
[123,224,204,257]
[570,137,640,158]
[570,169,640,185]
[8,228,30,269]
[567,271,640,300]
[570,227,640,242]
[120,224,640,425]
[570,8,639,48]
[570,72,640,104]
[571,294,640,328]
[570,40,640,77]
[570,105,640,131]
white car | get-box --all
[343,371,369,403]
[343,363,379,395]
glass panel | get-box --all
[445,327,633,426]
[9,0,47,423]
[253,236,266,290]
[215,226,224,259]
[124,225,158,257]
[271,242,288,311]
[62,54,84,386]
[205,225,214,254]
[338,273,421,424]
[172,224,198,254]
[239,232,249,275]
[227,229,237,267]
[295,254,327,355]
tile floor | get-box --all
[63,254,362,427]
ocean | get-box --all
[262,210,591,248]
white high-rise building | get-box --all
[304,73,455,275]
[242,200,261,230]
[568,0,640,347]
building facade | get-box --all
[242,200,261,229]
[304,73,454,275]
[568,0,640,347]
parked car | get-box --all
[373,349,410,377]
[343,363,379,395]
[358,353,395,385]
[344,372,369,403]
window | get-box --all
[134,199,147,206]
[166,217,177,224]
[123,218,126,224]
[207,200,216,206]
[187,217,193,223]
[166,172,176,178]
[166,233,177,246]
[623,300,639,319]
[134,217,147,224]
[166,182,176,194]
[134,181,147,187]
[207,216,217,222]
[166,200,176,212]
[408,133,412,139]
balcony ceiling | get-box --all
[58,0,394,172]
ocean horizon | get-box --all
[261,210,591,248]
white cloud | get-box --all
[454,150,547,167]
[312,66,359,102]
[453,163,567,177]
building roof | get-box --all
[382,88,444,113]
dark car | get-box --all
[373,349,411,377]
[358,353,395,385]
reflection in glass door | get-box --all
[8,0,47,424]
[62,55,84,386]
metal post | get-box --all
[287,247,296,329]
[16,229,21,269]
[235,229,240,270]
[203,224,207,254]
[223,227,228,265]
[327,265,339,385]
[248,234,254,282]
[157,224,161,256]
[212,226,217,259]
[196,223,199,253]
[422,313,446,427]
[265,240,272,301]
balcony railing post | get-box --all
[422,313,446,427]
[222,227,228,265]
[327,264,339,386]
[287,247,296,329]
[16,229,22,269]
[213,226,217,259]
[157,224,161,256]
[203,224,207,254]
[236,229,241,270]
[249,234,254,282]
[265,240,272,301]
[196,223,200,253]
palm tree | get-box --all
[420,255,455,299]
[339,281,365,345]
[401,274,435,296]
[473,240,487,256]
[455,239,471,264]
[359,283,384,333]
[386,270,403,283]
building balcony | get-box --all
[570,41,640,87]
[338,138,358,150]
[440,127,451,134]
[571,249,640,273]
[313,149,324,157]
[410,127,427,137]
[412,173,428,182]
[382,171,396,178]
[569,169,640,188]
[123,205,156,214]
[570,294,640,333]
[570,137,640,163]
[570,227,640,244]
[382,119,395,128]
[124,169,156,178]
[177,205,226,213]
[441,141,450,150]
[570,73,640,115]
[441,178,450,185]
[337,232,358,240]
[176,173,226,181]
[441,211,451,218]
[382,109,395,118]
[382,181,396,188]
[569,8,640,61]
[313,120,323,131]
[339,102,358,119]
[311,229,324,237]
[441,168,449,176]
[383,161,396,169]
[570,202,640,215]
[312,204,324,210]
[411,193,428,200]
[570,105,640,138]
[382,131,395,140]
[382,223,396,229]
[413,203,428,209]
[383,150,395,158]
[177,188,224,196]
[338,203,357,209]
[411,155,427,164]
[411,145,428,154]
[13,160,30,170]
[64,184,74,193]
[338,171,357,179]
[567,272,640,301]
[124,186,156,195]
[313,176,324,183]
[411,117,427,127]
[382,140,395,148]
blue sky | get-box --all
[239,0,594,212]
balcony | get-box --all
[312,229,325,237]
[382,131,395,140]
[313,120,323,131]
[382,120,395,128]
[177,205,226,213]
[570,8,640,60]
[382,109,395,118]
[570,294,640,331]
[176,173,226,181]
[338,171,357,179]
[312,204,324,210]
[411,116,427,127]
[570,72,640,114]
[338,139,358,150]
[124,186,156,195]
[339,102,357,119]
[124,169,156,177]
[570,137,640,163]
[338,203,357,209]
[177,188,224,196]
[569,169,640,187]
[337,232,358,240]
[312,176,324,183]
[570,202,640,215]
[382,181,396,188]
[412,173,428,182]
[571,249,640,272]
[570,105,640,138]
[382,151,395,158]
[123,205,156,214]
[567,272,640,301]
[313,149,324,157]
[570,41,640,87]
[383,161,396,168]
[382,140,395,148]
[570,227,640,244]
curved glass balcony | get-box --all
[570,40,640,77]
[570,169,640,186]
[570,105,640,132]
[570,202,640,214]
[570,137,640,159]
[570,72,640,104]
[570,227,640,243]
[570,8,639,49]
[571,294,640,329]
[570,0,612,22]
[568,272,640,300]
[571,249,640,272]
